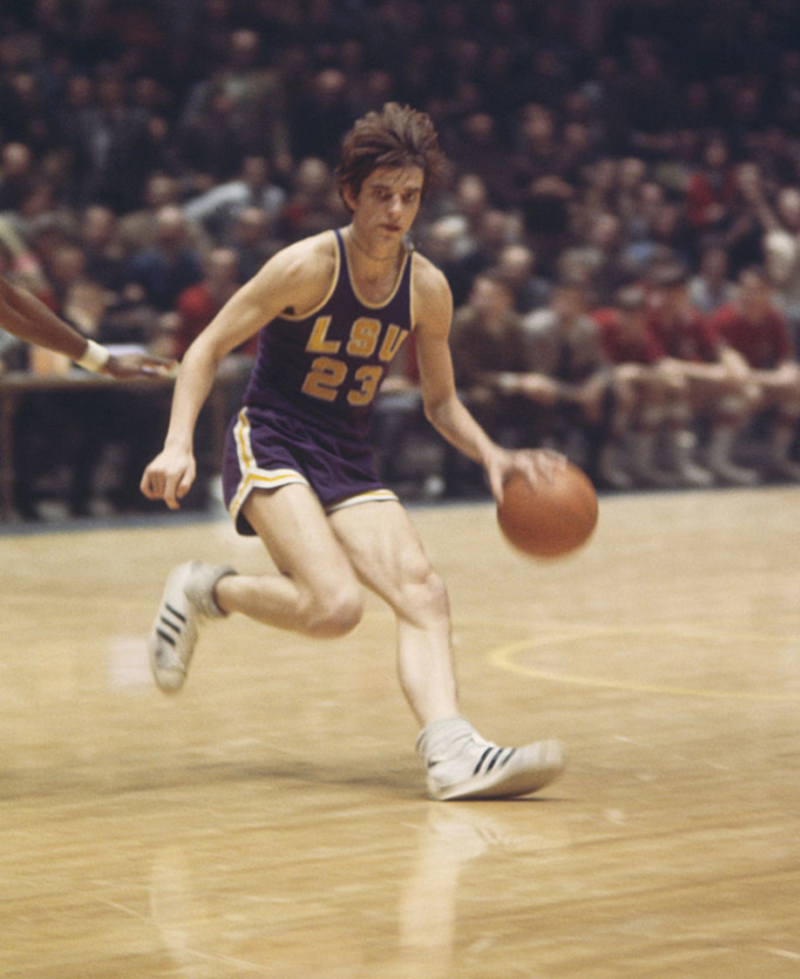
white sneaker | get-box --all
[148,561,235,694]
[707,458,760,487]
[416,717,567,801]
[675,460,715,488]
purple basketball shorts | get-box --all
[222,405,398,536]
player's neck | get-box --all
[343,227,406,305]
[345,225,404,268]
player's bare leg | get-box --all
[150,489,565,798]
[330,499,459,726]
[149,485,364,693]
[330,500,566,800]
[215,484,365,637]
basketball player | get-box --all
[141,104,566,801]
[0,273,171,377]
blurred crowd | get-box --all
[2,0,800,513]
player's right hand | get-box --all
[140,449,196,510]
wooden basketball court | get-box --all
[2,486,799,977]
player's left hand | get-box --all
[103,352,178,379]
[140,446,196,510]
[485,447,566,505]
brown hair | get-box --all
[336,102,447,211]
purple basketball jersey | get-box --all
[222,229,413,532]
[243,228,414,436]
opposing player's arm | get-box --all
[0,275,87,360]
[0,274,173,377]
[413,257,561,500]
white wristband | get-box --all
[76,339,111,373]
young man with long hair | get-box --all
[141,104,566,801]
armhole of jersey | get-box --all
[409,251,417,333]
[278,230,341,322]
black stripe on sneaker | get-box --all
[156,628,177,647]
[494,747,516,770]
[159,614,182,634]
[484,747,508,774]
[473,747,494,776]
[165,603,187,623]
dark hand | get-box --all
[104,353,178,379]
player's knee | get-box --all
[304,585,364,639]
[423,569,449,614]
[402,564,450,624]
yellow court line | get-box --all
[488,626,800,702]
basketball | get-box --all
[497,464,599,559]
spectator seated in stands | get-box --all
[647,262,759,487]
[512,276,611,476]
[418,215,487,310]
[6,0,800,522]
[559,211,634,307]
[592,284,677,489]
[122,206,204,313]
[171,247,252,360]
[116,175,211,260]
[494,243,552,314]
[278,157,346,243]
[182,155,286,241]
[448,270,547,494]
[687,244,737,315]
[707,266,800,482]
[226,206,282,283]
[760,187,800,337]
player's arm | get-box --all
[0,274,173,378]
[141,234,334,509]
[413,258,561,502]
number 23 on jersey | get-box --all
[301,315,409,406]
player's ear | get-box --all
[341,182,358,213]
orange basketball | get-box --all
[497,464,599,559]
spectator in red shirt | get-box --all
[593,284,675,488]
[708,266,800,481]
[172,248,255,360]
[648,263,759,486]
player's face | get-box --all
[347,166,424,246]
